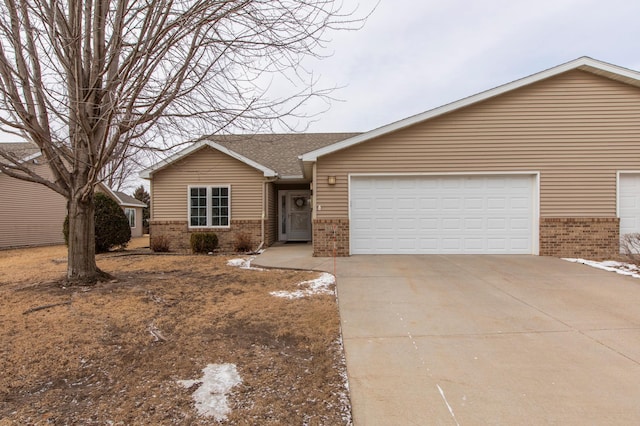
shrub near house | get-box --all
[64,193,131,252]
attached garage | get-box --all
[350,174,538,254]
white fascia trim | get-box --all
[97,182,123,205]
[21,152,42,163]
[0,151,41,172]
[96,184,146,208]
[139,140,277,179]
[302,57,640,162]
[616,171,640,218]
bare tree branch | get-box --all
[0,0,365,282]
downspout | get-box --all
[261,176,278,251]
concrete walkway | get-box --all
[254,248,640,425]
[253,242,335,272]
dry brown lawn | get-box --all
[0,238,351,425]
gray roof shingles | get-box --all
[209,133,360,177]
[0,142,40,160]
[113,191,147,208]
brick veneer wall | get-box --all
[539,217,619,259]
[150,219,264,253]
[313,218,349,257]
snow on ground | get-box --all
[270,272,335,299]
[226,256,264,271]
[177,364,242,421]
[563,258,640,279]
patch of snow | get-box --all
[333,335,353,425]
[270,272,335,299]
[177,363,242,421]
[563,258,640,279]
[226,256,264,271]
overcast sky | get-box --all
[2,0,640,142]
[296,0,640,133]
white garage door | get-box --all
[350,175,535,254]
[619,173,640,242]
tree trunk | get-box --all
[67,189,99,283]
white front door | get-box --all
[279,191,312,241]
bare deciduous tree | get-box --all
[0,0,360,283]
[100,146,147,192]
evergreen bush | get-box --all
[63,192,131,253]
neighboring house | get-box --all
[0,143,67,249]
[142,57,640,259]
[0,143,147,249]
[107,190,147,238]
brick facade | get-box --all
[152,216,621,258]
[150,219,264,253]
[539,217,619,259]
[313,218,349,257]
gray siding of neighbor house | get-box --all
[0,162,66,249]
[128,206,144,238]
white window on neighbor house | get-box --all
[124,208,136,228]
[189,186,230,227]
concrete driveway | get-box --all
[336,255,640,425]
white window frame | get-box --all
[124,208,136,228]
[188,185,231,228]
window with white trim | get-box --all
[189,186,230,227]
[124,208,136,228]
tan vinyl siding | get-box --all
[316,70,640,218]
[0,162,66,249]
[152,146,264,222]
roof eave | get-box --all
[300,56,640,161]
[120,202,147,208]
[139,140,278,179]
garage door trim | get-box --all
[348,172,540,255]
[617,171,640,252]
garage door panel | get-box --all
[511,197,530,209]
[442,179,462,189]
[419,239,438,249]
[420,198,438,210]
[487,179,507,189]
[464,238,484,250]
[443,198,462,210]
[442,238,462,250]
[487,198,506,209]
[464,217,483,229]
[397,198,416,210]
[487,218,507,230]
[487,239,507,250]
[465,198,484,210]
[351,175,535,254]
[510,238,531,250]
[510,218,530,230]
[442,218,462,229]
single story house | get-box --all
[141,57,640,259]
[0,143,147,249]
